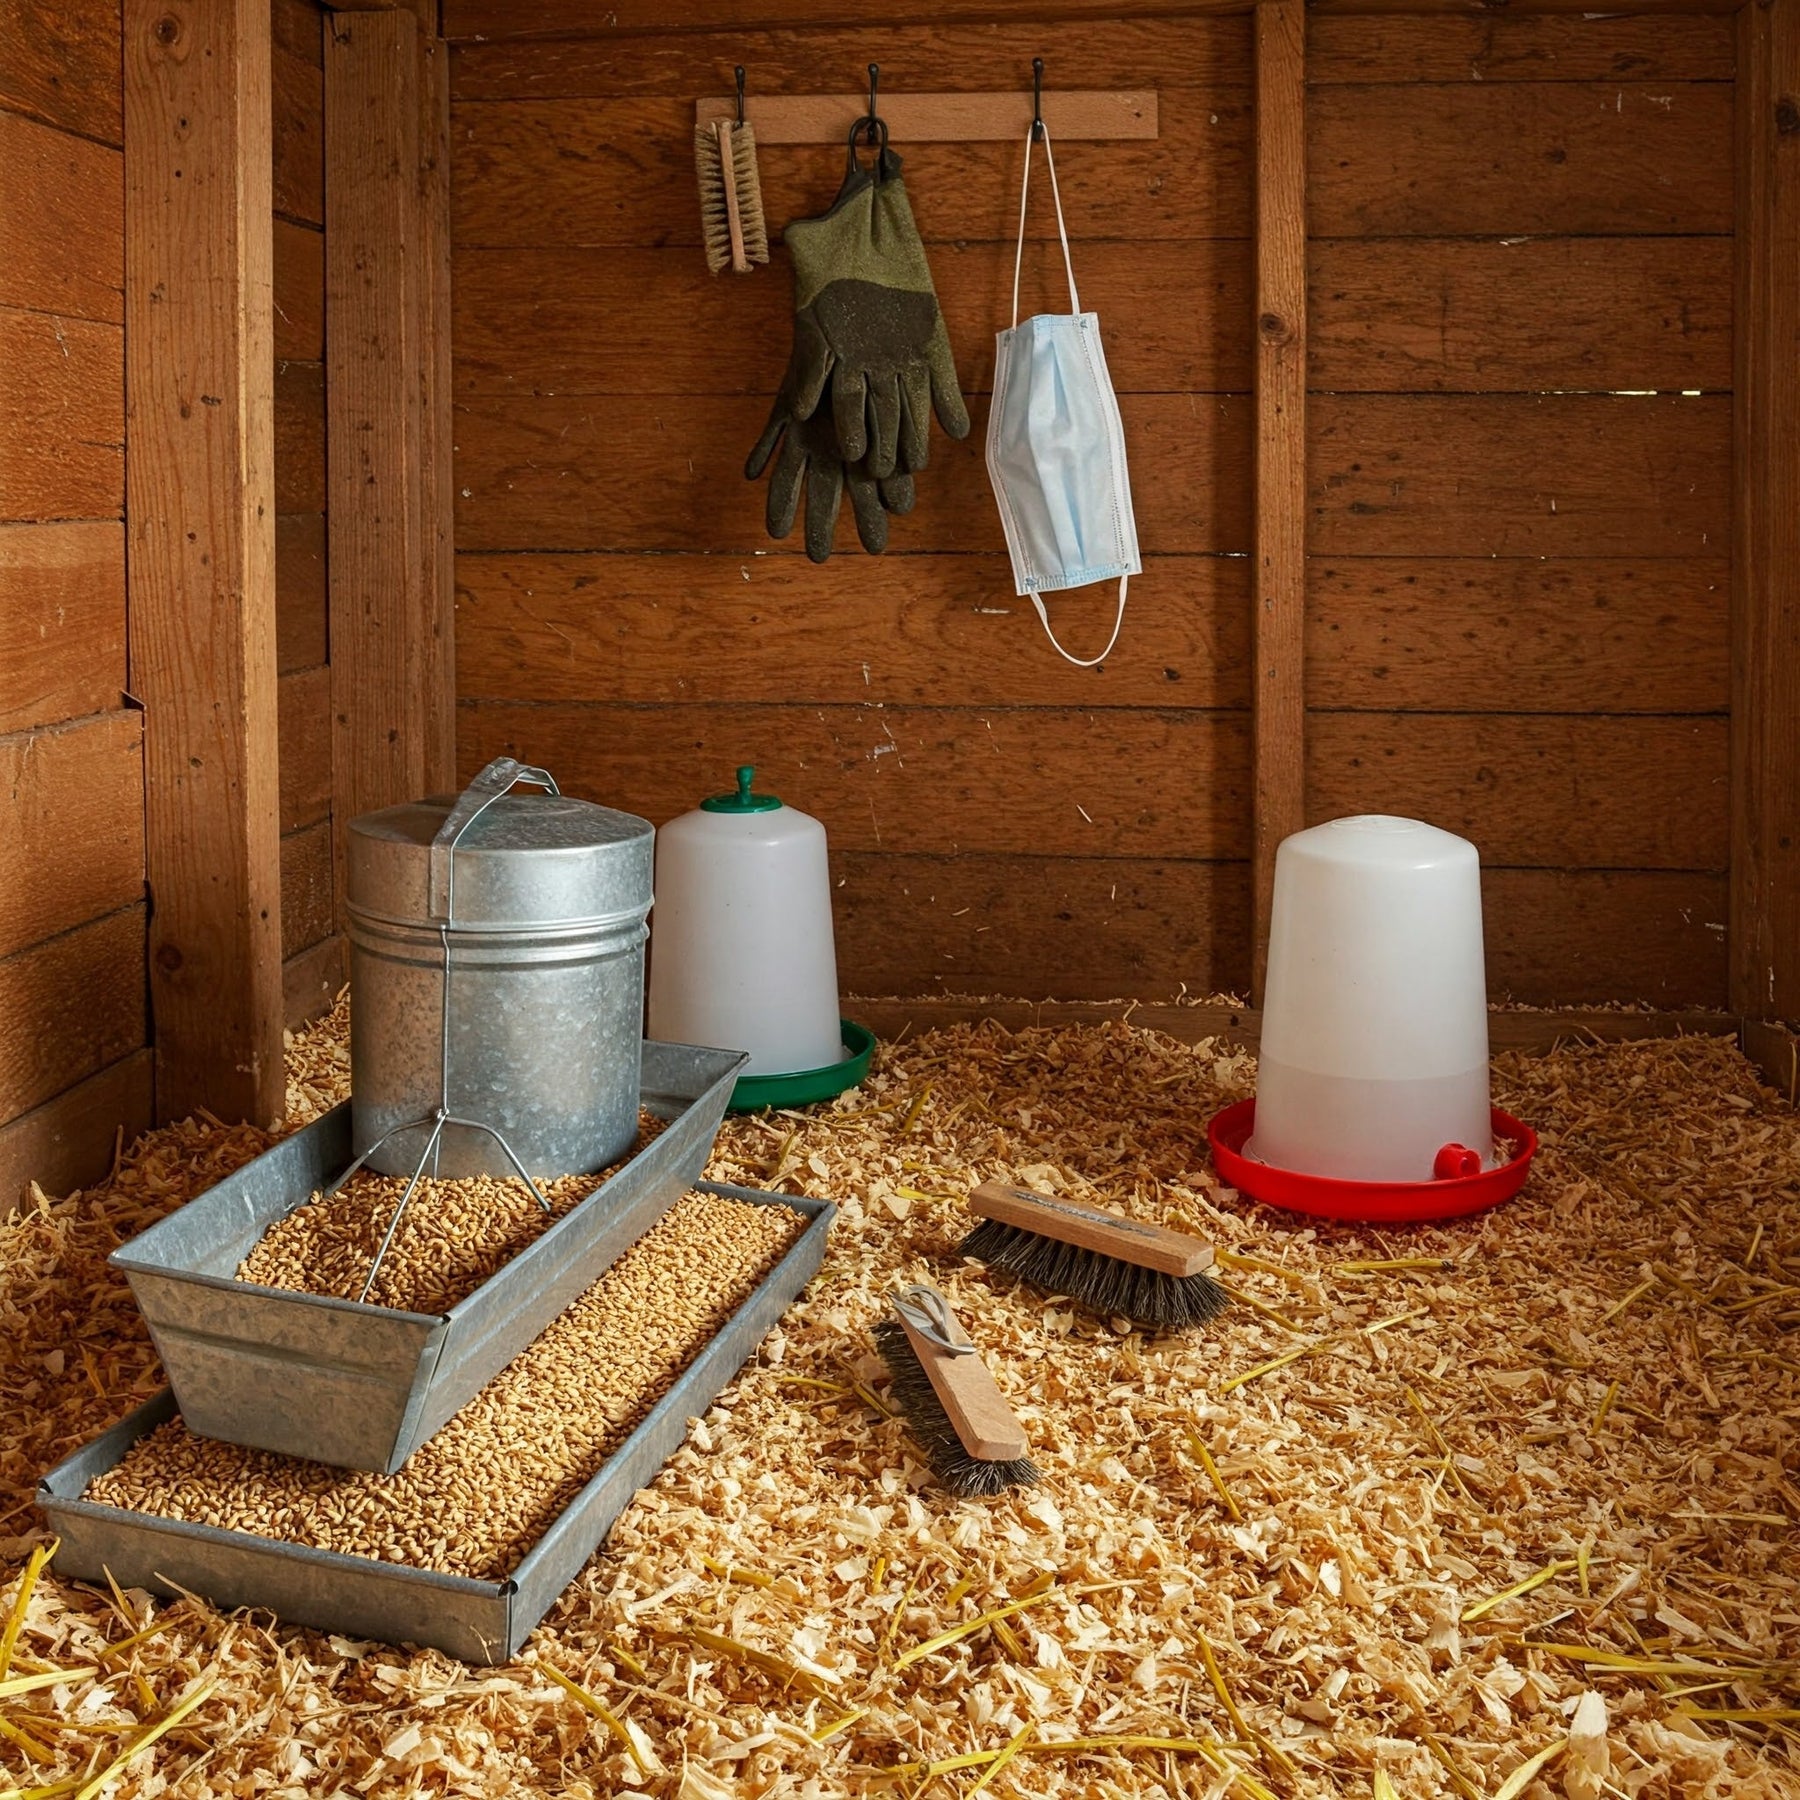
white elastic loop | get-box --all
[1009,123,1080,327]
[1030,576,1128,668]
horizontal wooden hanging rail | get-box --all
[694,91,1158,143]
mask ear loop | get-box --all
[1009,122,1080,328]
[1030,577,1128,668]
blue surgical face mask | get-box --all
[985,124,1141,666]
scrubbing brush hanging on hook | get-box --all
[695,64,769,275]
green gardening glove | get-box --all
[746,370,916,563]
[783,146,969,481]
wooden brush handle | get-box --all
[897,1305,1028,1462]
[968,1181,1214,1279]
[716,121,748,274]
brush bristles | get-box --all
[872,1320,1040,1499]
[694,122,769,275]
[959,1219,1232,1331]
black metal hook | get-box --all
[867,61,880,126]
[1032,56,1045,140]
[734,64,746,126]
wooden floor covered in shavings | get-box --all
[1,996,1797,1798]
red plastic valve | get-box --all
[1433,1143,1483,1180]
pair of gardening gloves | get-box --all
[746,144,969,561]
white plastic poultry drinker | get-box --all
[1253,815,1493,1181]
[647,766,873,1111]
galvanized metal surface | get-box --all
[110,1043,748,1474]
[347,769,654,1178]
[46,1184,833,1665]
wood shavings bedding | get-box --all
[1,996,1797,1797]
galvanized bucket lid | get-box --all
[348,760,653,932]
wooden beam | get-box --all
[326,8,432,876]
[1730,0,1800,1027]
[1251,0,1306,999]
[418,29,456,792]
[125,0,285,1127]
[848,996,1738,1056]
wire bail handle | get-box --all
[428,756,559,924]
[892,1283,976,1356]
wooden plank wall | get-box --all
[1305,13,1734,1005]
[450,18,1257,1002]
[0,0,152,1201]
[447,6,1735,1008]
[273,0,344,1027]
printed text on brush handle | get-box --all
[969,1182,1214,1278]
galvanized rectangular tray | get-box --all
[44,1181,830,1665]
[110,1041,749,1474]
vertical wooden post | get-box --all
[1252,0,1308,999]
[418,31,457,792]
[1731,0,1800,1032]
[327,7,446,882]
[126,0,286,1126]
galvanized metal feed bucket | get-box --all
[347,757,653,1178]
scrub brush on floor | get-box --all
[959,1181,1231,1331]
[695,67,769,275]
[873,1284,1038,1498]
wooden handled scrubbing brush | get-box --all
[873,1284,1039,1497]
[960,1181,1231,1331]
[695,66,769,275]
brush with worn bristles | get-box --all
[694,67,769,276]
[873,1284,1039,1498]
[959,1181,1231,1331]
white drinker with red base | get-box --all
[1249,815,1494,1183]
[648,765,845,1081]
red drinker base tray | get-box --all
[1207,1101,1538,1224]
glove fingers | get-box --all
[804,455,844,564]
[765,431,806,540]
[745,397,790,481]
[844,460,890,555]
[879,468,916,516]
[790,313,835,422]
[865,375,902,481]
[927,324,971,440]
[832,368,870,464]
[898,366,932,474]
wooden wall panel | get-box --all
[0,110,123,324]
[450,18,1253,101]
[278,664,333,833]
[452,93,1254,249]
[1308,714,1727,871]
[1306,13,1734,83]
[274,356,326,514]
[276,511,328,674]
[0,712,144,962]
[1309,82,1732,237]
[454,392,1253,555]
[279,820,335,958]
[454,554,1251,710]
[1306,559,1729,714]
[453,240,1254,399]
[0,906,146,1124]
[0,522,126,734]
[274,217,325,360]
[274,37,324,225]
[0,307,123,522]
[459,703,1253,862]
[0,0,124,142]
[0,1051,153,1211]
[833,854,1251,1002]
[1310,237,1732,394]
[1308,394,1728,559]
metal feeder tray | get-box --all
[109,1041,748,1475]
[44,1182,831,1665]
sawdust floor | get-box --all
[1,997,1797,1799]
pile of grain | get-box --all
[0,999,1796,1798]
[94,1190,803,1579]
[237,1112,665,1312]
